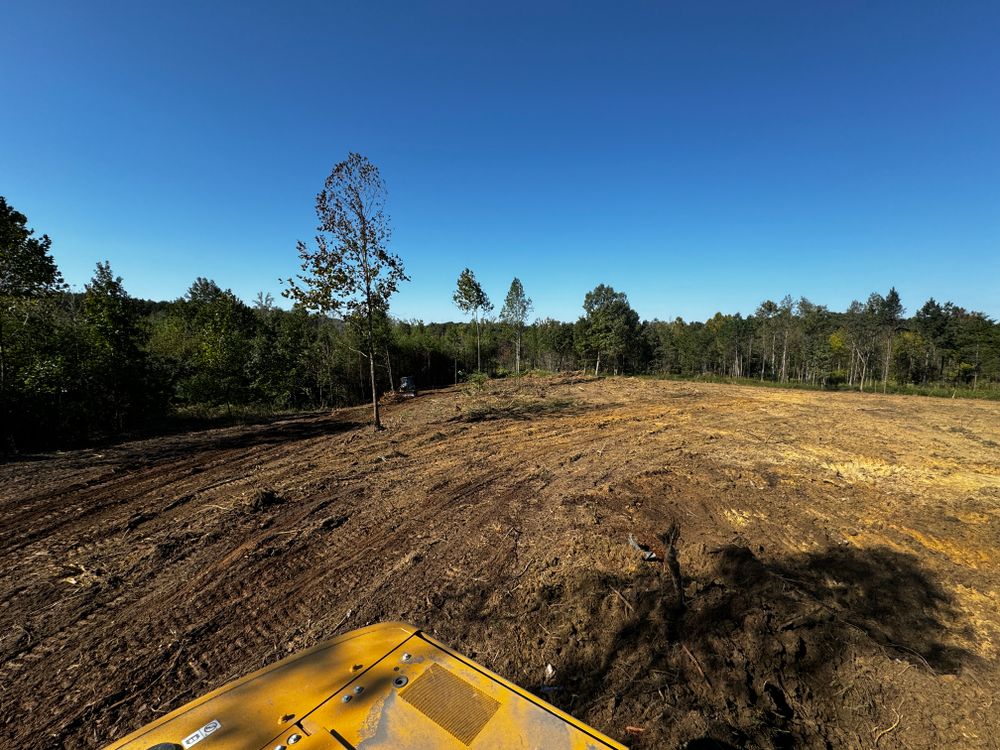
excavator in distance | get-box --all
[104,622,627,750]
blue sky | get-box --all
[2,1,998,322]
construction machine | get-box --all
[104,622,627,750]
[399,375,417,397]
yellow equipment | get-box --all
[105,622,627,750]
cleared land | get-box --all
[2,375,999,749]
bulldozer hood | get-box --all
[103,622,626,750]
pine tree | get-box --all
[500,278,532,374]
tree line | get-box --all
[444,275,998,393]
[3,157,998,449]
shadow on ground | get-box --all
[475,542,973,749]
[152,415,361,454]
[3,415,360,467]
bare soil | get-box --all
[2,375,999,749]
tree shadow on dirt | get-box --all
[2,415,360,467]
[706,544,969,673]
[154,415,361,454]
[526,543,974,749]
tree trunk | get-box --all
[475,312,481,372]
[770,332,776,380]
[364,284,381,430]
[358,352,364,399]
[0,312,6,398]
[883,334,892,393]
[515,328,521,374]
[595,350,601,376]
[0,314,6,450]
[780,329,788,382]
[368,345,380,429]
[974,344,980,390]
[385,346,394,392]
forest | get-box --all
[3,193,998,450]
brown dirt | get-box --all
[2,374,999,749]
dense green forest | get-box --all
[3,195,998,451]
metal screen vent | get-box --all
[399,663,500,745]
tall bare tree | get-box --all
[284,153,407,430]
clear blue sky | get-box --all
[2,1,998,322]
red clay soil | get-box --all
[2,375,999,749]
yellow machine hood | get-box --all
[104,622,627,750]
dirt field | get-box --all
[2,375,999,749]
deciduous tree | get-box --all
[582,284,639,375]
[453,268,492,372]
[83,262,150,431]
[0,197,67,449]
[284,153,408,429]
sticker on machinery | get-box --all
[182,720,221,748]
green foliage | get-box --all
[500,278,531,327]
[80,262,160,432]
[453,268,491,317]
[284,154,407,318]
[3,189,999,449]
[500,277,532,373]
[2,199,155,447]
[177,279,256,404]
[466,371,489,389]
[1,197,68,448]
[283,153,408,428]
[454,267,492,372]
[0,197,66,298]
[1,253,168,447]
[248,306,313,407]
[580,284,640,374]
